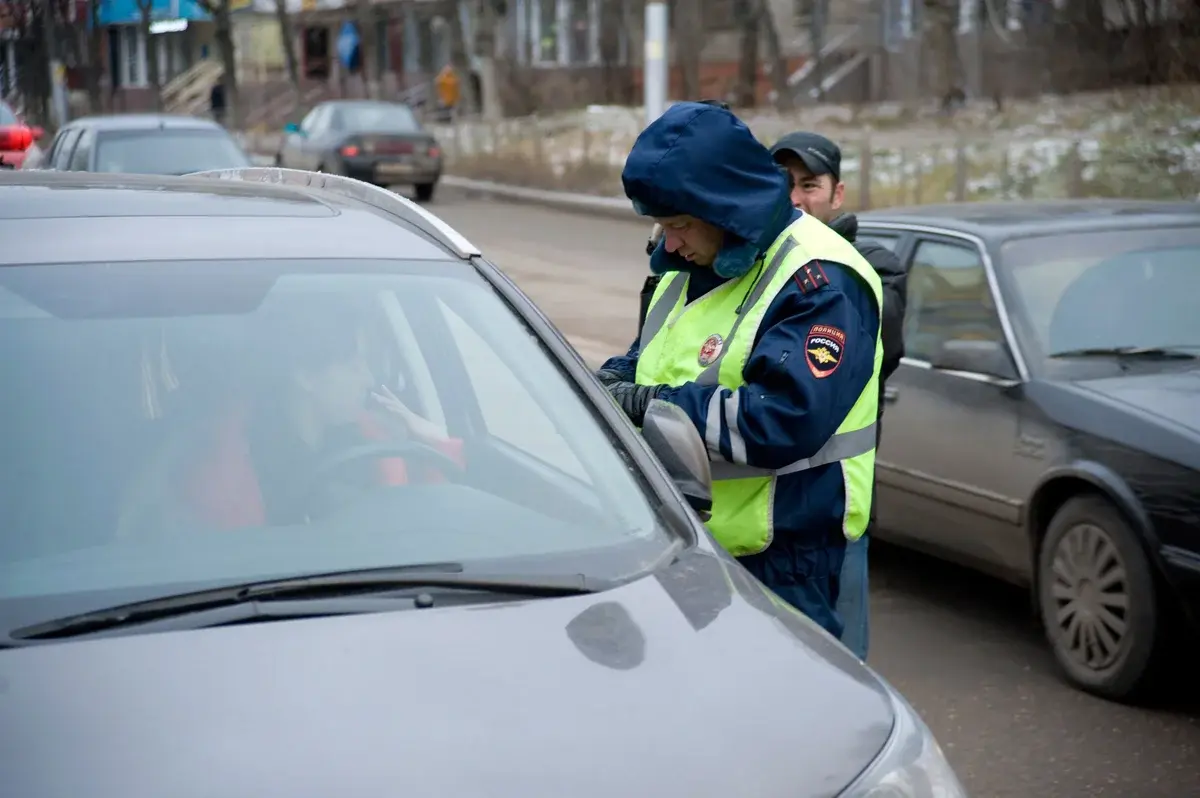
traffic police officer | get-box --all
[597,103,883,638]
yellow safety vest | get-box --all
[635,214,883,556]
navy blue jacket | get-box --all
[608,103,880,637]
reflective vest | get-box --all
[635,214,883,555]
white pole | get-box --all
[643,1,668,128]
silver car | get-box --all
[0,168,965,798]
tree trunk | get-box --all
[677,0,703,100]
[273,0,302,106]
[445,0,476,115]
[86,1,104,112]
[922,0,961,102]
[354,0,378,98]
[758,0,792,110]
[734,0,760,107]
[213,1,240,129]
[475,0,502,120]
[808,0,828,102]
[137,1,162,110]
[598,0,624,103]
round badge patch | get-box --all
[698,333,724,367]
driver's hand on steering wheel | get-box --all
[370,384,451,445]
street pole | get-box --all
[643,1,668,128]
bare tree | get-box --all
[758,0,793,110]
[273,0,302,105]
[354,0,379,98]
[734,0,760,107]
[135,0,162,109]
[85,0,104,112]
[194,0,240,129]
[677,0,703,99]
[922,0,961,105]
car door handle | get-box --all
[883,386,899,403]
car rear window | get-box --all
[0,103,17,126]
[94,129,251,175]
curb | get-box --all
[441,175,641,222]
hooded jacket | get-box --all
[604,103,881,636]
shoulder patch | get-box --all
[792,261,831,294]
[805,324,845,379]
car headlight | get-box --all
[839,684,968,798]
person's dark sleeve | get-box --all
[655,272,878,469]
[599,338,640,382]
[858,242,908,382]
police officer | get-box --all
[770,131,909,660]
[597,103,883,638]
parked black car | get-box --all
[27,114,252,175]
[0,168,965,798]
[276,100,442,202]
[856,199,1200,701]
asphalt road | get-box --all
[423,188,1200,798]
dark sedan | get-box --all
[856,199,1200,701]
[0,168,964,798]
[276,100,442,201]
[26,113,252,175]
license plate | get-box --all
[376,161,414,178]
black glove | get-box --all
[607,381,666,427]
[595,369,626,388]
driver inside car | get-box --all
[178,296,464,528]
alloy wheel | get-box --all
[1048,522,1130,671]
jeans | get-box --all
[837,534,870,660]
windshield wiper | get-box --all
[1048,346,1198,359]
[8,565,597,642]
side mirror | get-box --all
[640,399,713,521]
[284,123,301,135]
[30,126,44,142]
[931,338,1018,381]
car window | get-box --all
[298,106,323,133]
[0,259,667,621]
[438,301,588,482]
[50,128,81,170]
[67,128,96,171]
[0,103,16,125]
[94,129,251,175]
[857,231,902,253]
[904,238,1006,362]
[330,103,420,133]
[1001,226,1200,360]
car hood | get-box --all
[1074,369,1200,436]
[0,550,893,798]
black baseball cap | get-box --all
[770,131,842,182]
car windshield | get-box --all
[331,103,419,133]
[1000,226,1200,365]
[94,129,251,175]
[0,258,668,626]
[0,103,16,126]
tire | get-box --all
[415,182,436,202]
[273,153,282,167]
[1037,494,1161,700]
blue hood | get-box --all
[622,103,796,278]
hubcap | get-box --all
[1050,523,1130,670]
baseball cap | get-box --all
[770,131,842,182]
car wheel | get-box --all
[273,153,282,167]
[1037,494,1161,700]
[415,182,436,202]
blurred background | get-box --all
[3,0,1199,205]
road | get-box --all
[425,189,1200,798]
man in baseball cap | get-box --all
[770,130,909,662]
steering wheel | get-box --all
[296,439,465,520]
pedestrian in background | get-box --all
[770,131,909,661]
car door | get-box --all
[873,232,1030,578]
[67,127,96,172]
[280,106,322,169]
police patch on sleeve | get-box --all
[805,325,845,378]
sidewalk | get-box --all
[442,176,638,222]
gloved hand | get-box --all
[595,368,626,388]
[607,381,666,427]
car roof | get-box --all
[858,199,1200,242]
[0,169,478,266]
[62,114,227,132]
